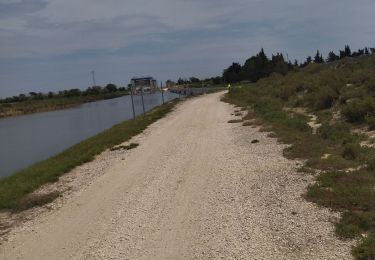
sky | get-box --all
[0,0,375,98]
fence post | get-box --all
[141,86,146,116]
[161,81,165,104]
[130,86,136,120]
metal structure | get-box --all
[130,76,158,93]
[91,70,96,86]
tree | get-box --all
[365,47,370,55]
[105,83,118,92]
[270,53,289,75]
[212,76,222,85]
[314,50,324,63]
[345,45,352,57]
[189,77,200,83]
[327,51,339,62]
[85,86,102,95]
[18,94,27,101]
[306,56,312,64]
[240,48,271,82]
[340,45,352,58]
[177,78,188,85]
[223,62,242,83]
[63,89,81,97]
[352,49,365,57]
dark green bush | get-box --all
[312,87,338,110]
[352,231,375,260]
[318,123,352,143]
[342,143,361,160]
[365,115,375,130]
[342,98,375,123]
[336,212,375,238]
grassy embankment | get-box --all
[224,54,375,260]
[0,92,128,118]
[0,100,178,211]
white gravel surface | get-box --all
[0,92,353,259]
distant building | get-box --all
[130,77,158,93]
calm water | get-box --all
[0,92,178,178]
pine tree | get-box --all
[344,45,352,57]
[314,50,320,63]
[327,51,339,62]
[314,50,324,63]
[306,56,312,64]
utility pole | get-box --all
[91,70,96,87]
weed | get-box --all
[228,119,243,123]
[336,211,375,238]
[342,143,362,160]
[110,143,139,151]
[14,192,60,212]
[352,231,375,260]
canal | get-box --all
[0,92,178,178]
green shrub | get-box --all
[365,115,375,130]
[312,86,338,110]
[336,212,375,238]
[318,123,352,143]
[352,231,375,260]
[342,98,375,123]
[366,79,375,91]
[342,143,361,160]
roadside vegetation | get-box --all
[0,100,178,211]
[0,83,128,118]
[224,51,375,259]
[167,76,224,88]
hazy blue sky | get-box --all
[0,0,374,97]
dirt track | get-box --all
[0,92,352,259]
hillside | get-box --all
[224,54,375,259]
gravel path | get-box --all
[0,92,352,259]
